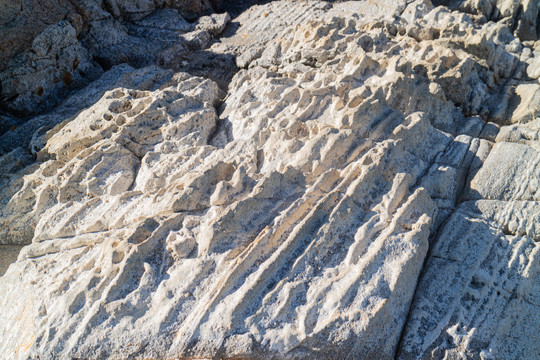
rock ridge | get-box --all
[0,1,538,359]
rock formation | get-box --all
[0,0,538,359]
[0,0,224,117]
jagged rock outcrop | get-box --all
[0,0,538,359]
[0,0,220,71]
[437,0,539,41]
[0,20,104,116]
[0,0,225,116]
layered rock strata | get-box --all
[0,0,538,359]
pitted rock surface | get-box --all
[0,0,227,117]
[0,1,538,359]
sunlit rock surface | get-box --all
[0,1,538,359]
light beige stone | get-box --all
[0,1,538,359]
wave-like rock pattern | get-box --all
[0,0,538,359]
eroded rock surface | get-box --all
[0,0,226,116]
[436,0,539,41]
[0,1,538,359]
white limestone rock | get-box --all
[467,141,540,201]
[0,64,178,245]
[399,58,540,360]
[0,1,539,359]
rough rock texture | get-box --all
[0,20,104,116]
[436,0,540,41]
[0,65,177,245]
[0,245,22,277]
[0,0,220,70]
[399,120,540,359]
[0,0,539,359]
[0,0,226,116]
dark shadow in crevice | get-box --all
[215,0,273,18]
[0,245,24,277]
[165,50,238,92]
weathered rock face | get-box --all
[0,0,220,71]
[399,119,540,358]
[0,20,104,116]
[0,0,225,116]
[0,0,538,359]
[435,0,540,41]
[0,0,76,72]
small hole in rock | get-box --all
[62,71,73,86]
